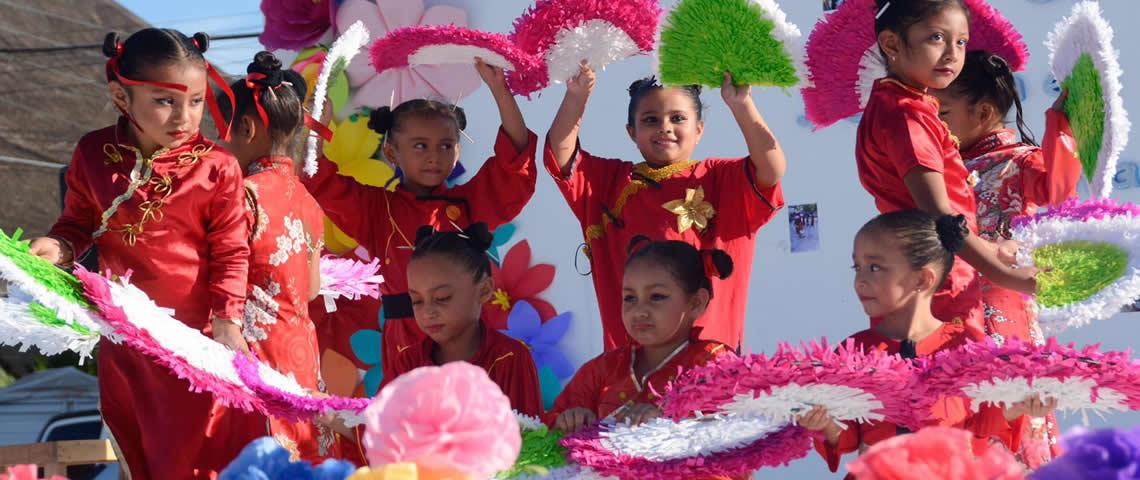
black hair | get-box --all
[367,99,467,140]
[873,0,968,43]
[858,210,969,288]
[946,50,1037,146]
[103,28,209,84]
[218,51,307,144]
[411,222,493,281]
[625,236,733,299]
[626,76,703,128]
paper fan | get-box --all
[495,411,570,479]
[802,0,1028,130]
[305,20,370,178]
[1010,198,1140,334]
[562,415,808,479]
[920,337,1140,423]
[318,255,382,313]
[656,0,801,87]
[509,0,661,88]
[1046,1,1130,199]
[369,25,546,97]
[661,338,926,430]
[0,229,103,359]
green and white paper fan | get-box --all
[656,0,801,87]
[1046,0,1130,199]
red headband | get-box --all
[701,250,719,280]
[243,72,333,142]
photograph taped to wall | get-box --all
[789,203,820,253]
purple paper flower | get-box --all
[259,0,334,51]
[1030,427,1140,479]
[501,300,574,380]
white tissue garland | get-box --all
[719,383,884,427]
[305,20,370,177]
[962,376,1128,423]
[856,45,887,110]
[409,44,514,70]
[0,295,100,359]
[545,19,638,85]
[598,414,787,462]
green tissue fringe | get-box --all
[659,0,798,87]
[1034,240,1128,307]
[1062,54,1106,183]
[0,229,91,309]
[496,426,567,479]
[27,301,95,335]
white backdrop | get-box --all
[427,0,1140,477]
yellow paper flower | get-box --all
[347,464,473,480]
[323,216,359,254]
[662,186,716,233]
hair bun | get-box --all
[191,32,210,53]
[626,235,652,254]
[451,105,468,131]
[461,222,493,253]
[935,214,969,253]
[281,69,308,101]
[250,51,283,73]
[414,225,437,247]
[102,32,121,58]
[628,76,659,97]
[368,106,395,135]
[707,249,734,280]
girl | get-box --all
[218,51,339,462]
[932,50,1079,468]
[547,237,733,434]
[29,29,255,479]
[797,210,1056,478]
[856,0,1037,335]
[303,59,537,382]
[546,65,786,352]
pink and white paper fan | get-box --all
[801,0,1028,130]
[661,338,926,430]
[318,255,383,313]
[369,25,546,97]
[509,0,661,89]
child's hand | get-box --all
[1004,396,1058,421]
[615,403,661,426]
[997,239,1020,266]
[475,57,507,91]
[212,319,251,356]
[555,407,597,434]
[1051,88,1069,113]
[28,236,73,266]
[566,60,596,99]
[720,71,753,109]
[795,405,843,445]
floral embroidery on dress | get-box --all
[269,215,306,266]
[242,280,281,341]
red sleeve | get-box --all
[707,158,785,238]
[542,138,626,222]
[1023,109,1081,206]
[205,157,250,321]
[449,126,538,229]
[544,354,607,426]
[48,147,97,258]
[489,347,544,418]
[964,403,1021,453]
[812,421,862,472]
[881,104,952,177]
[301,156,383,247]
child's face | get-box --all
[111,63,207,152]
[621,261,706,347]
[932,89,993,150]
[626,88,704,168]
[881,7,969,90]
[852,231,931,318]
[382,115,462,192]
[408,255,490,346]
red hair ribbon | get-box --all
[243,72,333,142]
[702,250,719,280]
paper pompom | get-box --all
[1029,426,1140,480]
[362,362,521,478]
[847,426,1025,480]
[220,437,357,480]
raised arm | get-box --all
[546,61,596,177]
[475,57,528,151]
[720,72,786,188]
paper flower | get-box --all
[1029,426,1140,480]
[501,301,574,380]
[220,437,357,480]
[347,464,472,480]
[0,465,67,480]
[509,0,661,89]
[662,186,716,233]
[488,223,517,266]
[495,415,568,479]
[801,0,1027,129]
[350,305,386,396]
[657,0,800,87]
[1046,1,1130,199]
[320,255,384,307]
[482,240,557,330]
[307,20,372,176]
[562,415,809,479]
[361,362,521,478]
[259,0,334,52]
[336,0,480,112]
[539,366,563,411]
[846,426,1024,480]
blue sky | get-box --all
[118,0,265,73]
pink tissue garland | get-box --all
[918,337,1140,411]
[1010,197,1140,228]
[660,338,928,430]
[510,0,660,55]
[801,0,1028,130]
[561,421,809,479]
[320,255,383,301]
[232,353,371,423]
[368,25,547,97]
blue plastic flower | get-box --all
[220,437,356,480]
[350,305,385,396]
[1030,427,1140,480]
[501,300,574,380]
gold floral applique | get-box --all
[662,186,716,233]
[102,144,124,165]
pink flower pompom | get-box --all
[847,427,1025,480]
[361,362,521,478]
[0,464,67,480]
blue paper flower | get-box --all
[488,223,517,266]
[1029,427,1140,480]
[220,437,356,480]
[350,305,385,396]
[501,300,574,380]
[538,365,563,411]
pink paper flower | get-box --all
[259,0,334,51]
[361,362,520,478]
[847,426,1025,480]
[0,465,67,480]
[336,0,480,112]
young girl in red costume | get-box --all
[856,0,1037,335]
[304,59,537,382]
[932,50,1080,468]
[29,29,254,479]
[547,238,733,435]
[546,65,786,353]
[797,210,1056,478]
[217,51,340,463]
